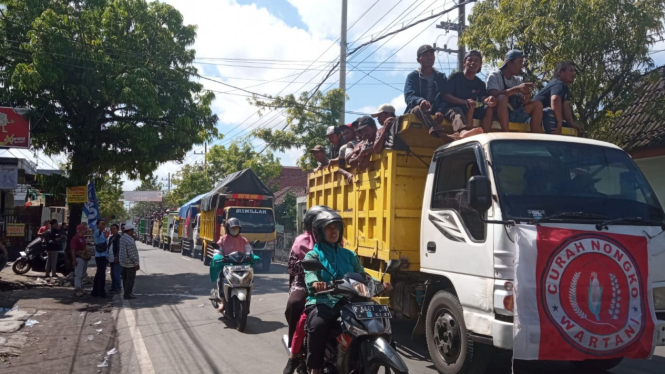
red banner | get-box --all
[535,227,654,360]
[0,107,30,149]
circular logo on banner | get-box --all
[540,235,646,356]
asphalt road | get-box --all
[114,241,665,374]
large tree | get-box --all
[207,140,282,188]
[0,0,217,233]
[251,89,345,169]
[96,173,127,221]
[165,163,212,207]
[461,0,665,133]
[274,192,297,232]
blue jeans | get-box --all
[110,262,122,291]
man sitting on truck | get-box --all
[370,104,409,154]
[347,116,378,172]
[486,49,543,133]
[309,145,329,172]
[442,50,497,133]
[533,60,584,135]
[325,125,344,161]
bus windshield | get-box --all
[489,140,664,223]
[227,207,275,233]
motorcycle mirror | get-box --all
[301,259,326,272]
[252,240,260,247]
[381,259,402,282]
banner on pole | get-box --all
[122,191,163,202]
[67,186,88,203]
[83,181,99,227]
[513,225,656,361]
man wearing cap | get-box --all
[119,223,140,299]
[404,44,452,138]
[487,49,543,132]
[309,145,329,172]
[443,50,497,133]
[370,104,409,154]
[347,116,378,172]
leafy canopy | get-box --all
[274,192,297,232]
[461,0,665,131]
[166,164,212,207]
[0,0,218,183]
[250,89,346,169]
[96,173,128,221]
[207,140,282,188]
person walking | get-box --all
[108,224,123,293]
[71,224,90,297]
[44,219,62,279]
[90,219,108,298]
[119,223,140,300]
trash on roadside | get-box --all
[87,335,94,341]
[197,304,205,308]
[97,358,108,367]
[25,319,39,327]
[96,329,102,333]
[79,312,86,317]
[107,348,117,355]
[93,321,102,325]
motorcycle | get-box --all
[12,237,70,276]
[282,258,409,374]
[209,248,257,332]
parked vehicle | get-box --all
[178,194,206,257]
[161,211,181,252]
[199,169,276,270]
[209,249,257,332]
[139,218,150,243]
[12,238,70,276]
[191,213,203,259]
[308,114,665,373]
[151,218,161,248]
[282,258,408,374]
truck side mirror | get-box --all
[468,176,492,213]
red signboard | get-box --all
[0,107,30,149]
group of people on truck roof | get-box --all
[309,45,584,175]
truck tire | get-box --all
[571,358,623,372]
[426,290,491,374]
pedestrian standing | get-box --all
[71,224,90,297]
[44,219,61,279]
[90,219,108,298]
[108,224,123,293]
[119,223,140,299]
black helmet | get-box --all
[304,205,335,232]
[226,218,242,236]
[312,210,344,244]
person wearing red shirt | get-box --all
[70,224,89,297]
[37,220,50,237]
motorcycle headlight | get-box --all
[350,279,370,298]
[654,287,665,311]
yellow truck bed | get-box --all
[308,113,577,281]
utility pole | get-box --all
[194,141,208,182]
[339,0,347,126]
[434,1,474,72]
[162,173,171,193]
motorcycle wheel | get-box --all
[235,299,248,332]
[366,362,394,374]
[12,259,31,275]
[210,288,220,309]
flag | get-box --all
[513,225,656,360]
[83,181,100,227]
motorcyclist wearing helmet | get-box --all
[214,217,252,313]
[303,211,390,374]
[283,205,334,374]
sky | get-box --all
[4,0,665,192]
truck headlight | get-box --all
[654,287,665,311]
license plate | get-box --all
[20,251,26,257]
[352,304,391,320]
[229,265,251,271]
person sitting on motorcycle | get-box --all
[214,217,252,313]
[283,205,334,374]
[303,211,390,374]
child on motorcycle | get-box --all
[303,210,391,374]
[212,218,252,314]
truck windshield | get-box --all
[227,208,275,233]
[490,140,664,222]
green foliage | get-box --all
[0,0,218,184]
[96,173,127,221]
[207,140,282,188]
[128,175,166,218]
[461,0,665,134]
[274,192,297,232]
[166,164,212,207]
[250,89,346,169]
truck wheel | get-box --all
[571,358,623,372]
[426,291,491,374]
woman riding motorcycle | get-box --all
[213,218,252,313]
[283,205,334,374]
[303,210,390,374]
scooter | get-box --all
[282,259,409,374]
[209,249,256,332]
[12,237,70,276]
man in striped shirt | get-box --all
[119,223,140,299]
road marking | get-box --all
[122,299,156,374]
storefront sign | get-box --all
[6,223,25,237]
[0,164,18,189]
[122,191,164,202]
[0,107,30,149]
[67,186,88,203]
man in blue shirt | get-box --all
[90,218,108,298]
